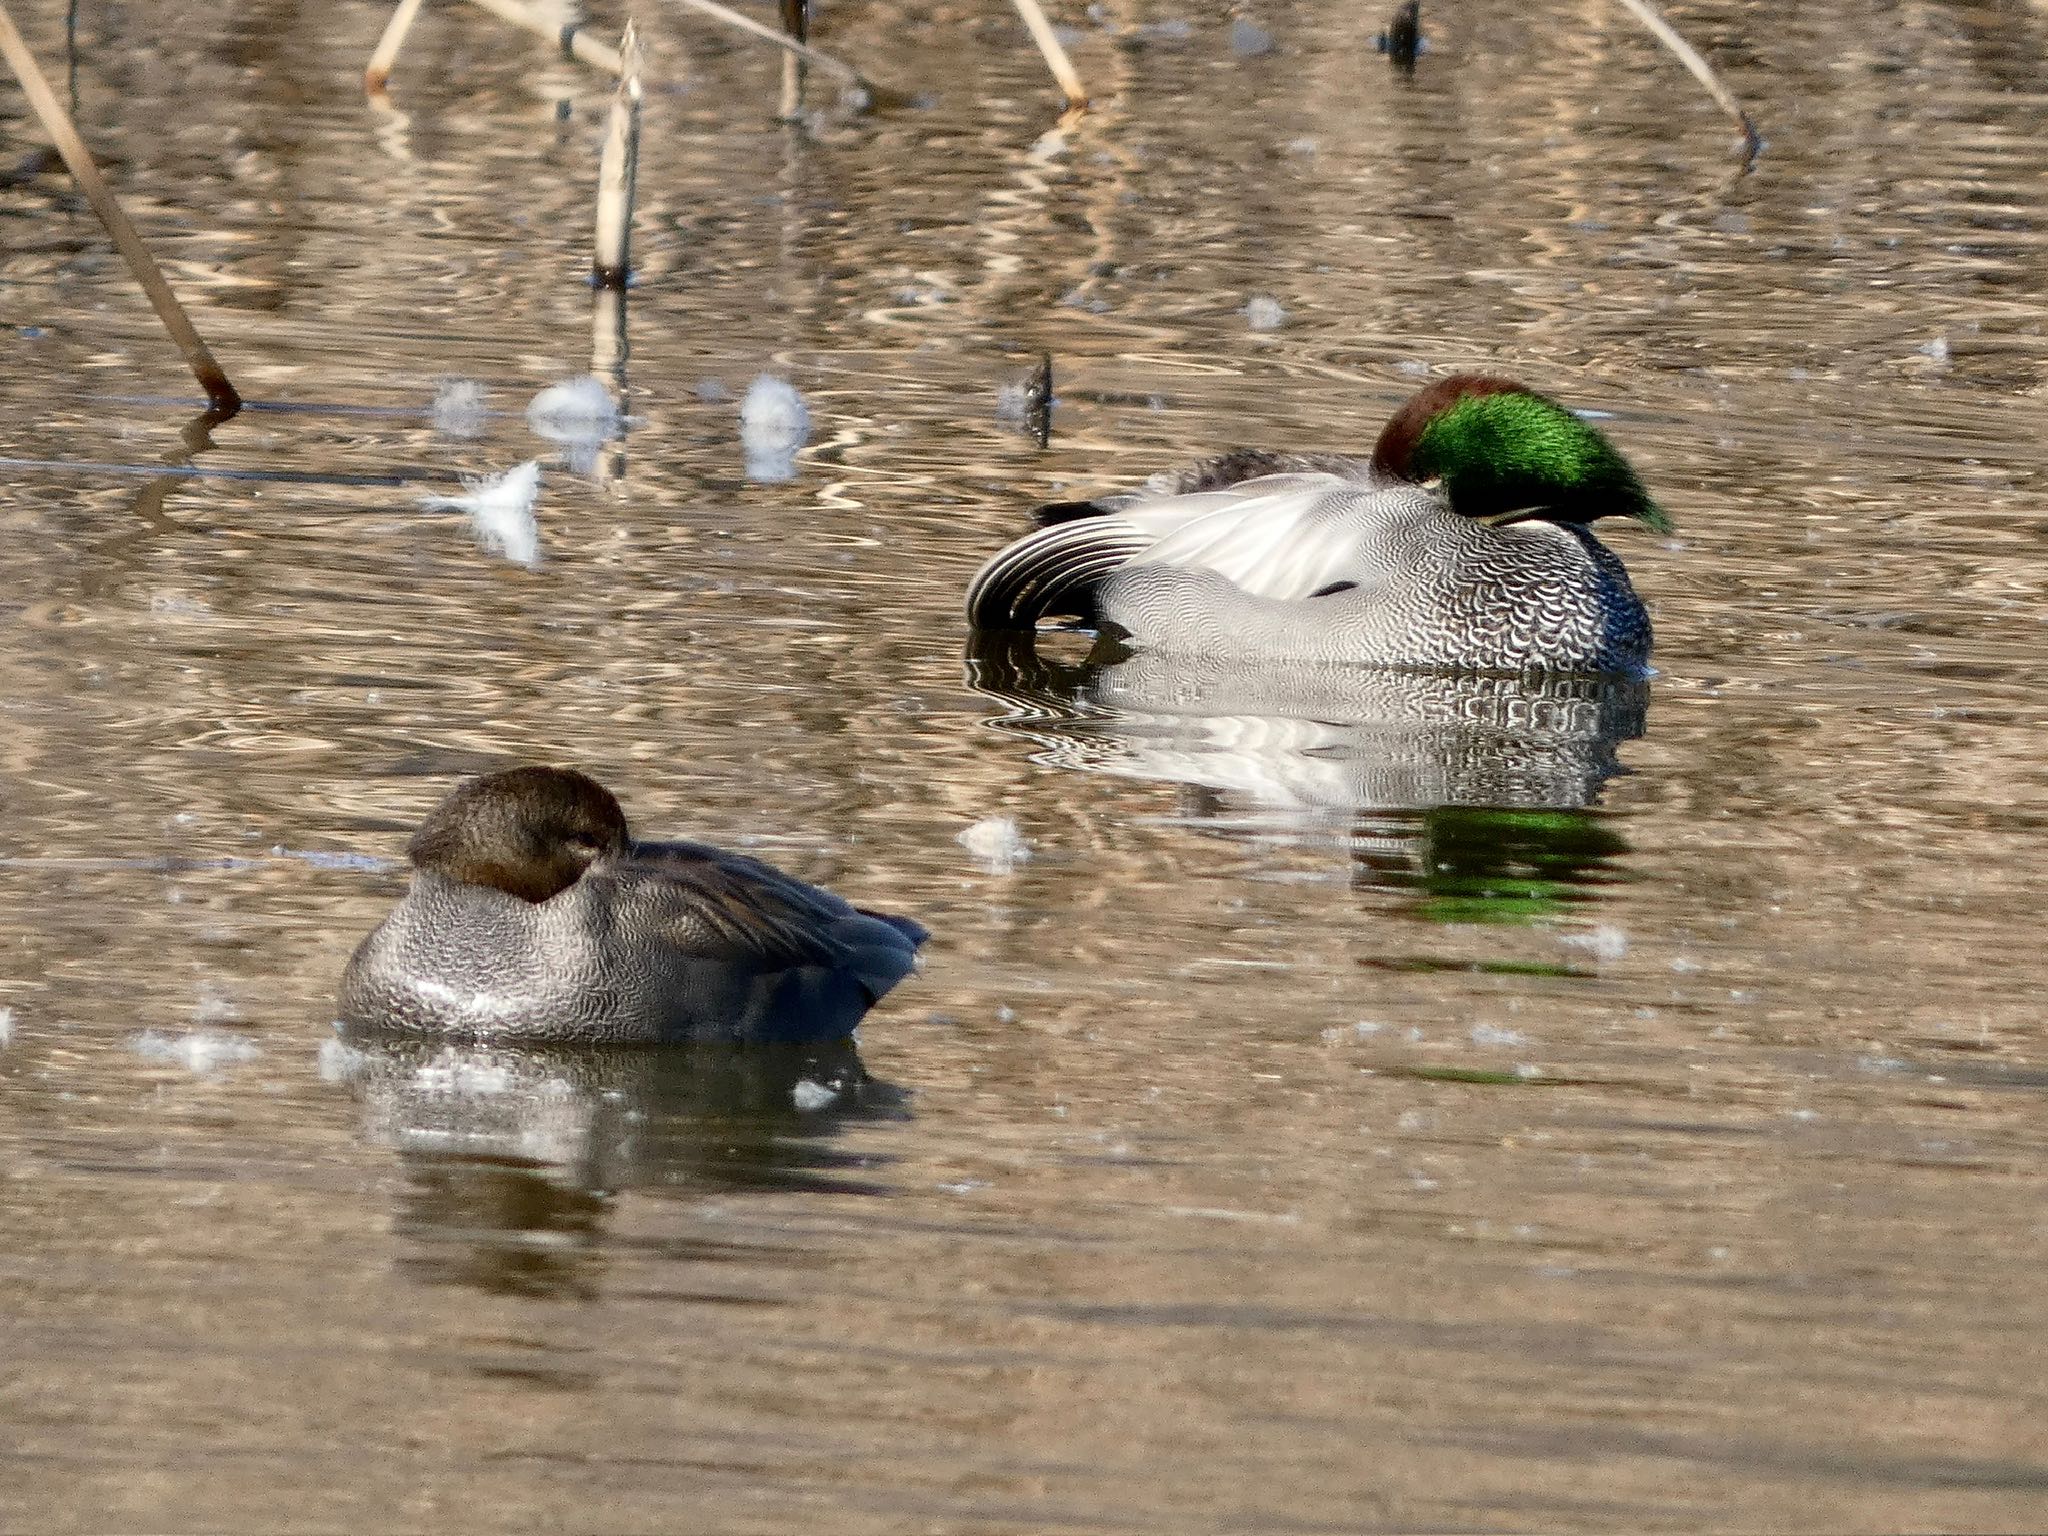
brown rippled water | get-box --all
[3,2,2046,1531]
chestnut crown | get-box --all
[1370,374,1672,533]
[407,766,631,903]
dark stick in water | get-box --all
[1028,353,1053,449]
[1378,2,1421,74]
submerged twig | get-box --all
[463,0,625,76]
[1612,0,1762,162]
[0,2,240,416]
[1008,0,1087,110]
[365,0,430,93]
[592,22,642,288]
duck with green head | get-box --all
[966,375,1672,675]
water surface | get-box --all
[2,1,2044,1530]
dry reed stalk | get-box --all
[365,0,430,92]
[0,2,240,415]
[592,22,641,287]
[668,0,871,95]
[1008,0,1086,110]
[463,0,625,75]
[776,0,807,120]
[1612,0,1762,160]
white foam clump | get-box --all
[740,374,811,482]
[791,1078,842,1113]
[420,460,542,567]
[0,1007,13,1049]
[957,815,1032,874]
[1560,923,1629,961]
[131,1030,260,1074]
[432,378,489,438]
[525,374,621,438]
[1245,294,1288,331]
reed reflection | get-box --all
[969,633,1645,914]
[325,1032,903,1298]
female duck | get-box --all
[339,767,927,1044]
[966,375,1672,675]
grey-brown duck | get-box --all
[339,767,926,1044]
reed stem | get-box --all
[365,0,430,93]
[668,0,868,93]
[463,0,625,75]
[0,2,240,415]
[1612,0,1762,161]
[776,0,807,120]
[1008,0,1087,110]
[592,22,641,288]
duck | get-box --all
[338,766,927,1044]
[965,374,1672,675]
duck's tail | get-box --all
[837,909,928,1004]
[965,517,1152,629]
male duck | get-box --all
[965,375,1672,674]
[339,767,927,1044]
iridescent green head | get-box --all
[1370,375,1672,533]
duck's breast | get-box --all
[339,874,623,1039]
[1418,521,1651,672]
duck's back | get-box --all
[603,840,926,1043]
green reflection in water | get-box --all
[1361,805,1632,925]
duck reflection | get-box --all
[323,1031,903,1298]
[968,633,1645,914]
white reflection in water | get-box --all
[969,636,1648,821]
[128,1030,261,1074]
